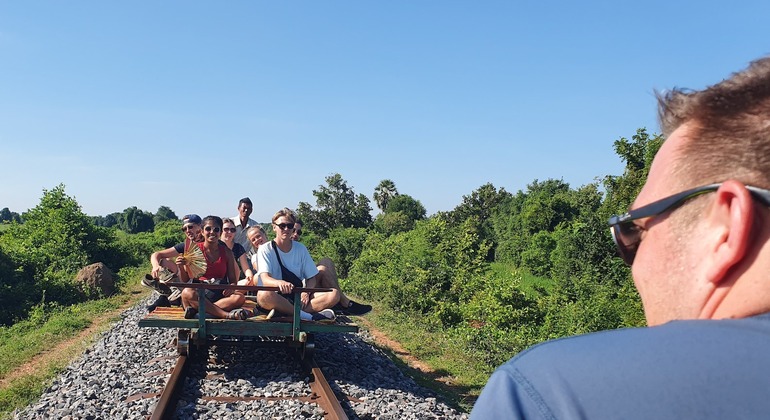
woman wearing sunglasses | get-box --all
[220,217,254,284]
[177,215,248,320]
[255,208,338,321]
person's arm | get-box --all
[300,274,318,310]
[257,245,294,294]
[222,246,237,296]
[150,247,180,278]
[175,254,191,282]
[238,253,253,283]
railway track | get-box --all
[147,339,352,419]
[13,296,467,419]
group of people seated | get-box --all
[142,197,372,321]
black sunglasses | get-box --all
[203,226,222,233]
[223,227,237,233]
[609,183,770,265]
[294,229,302,236]
[274,222,295,230]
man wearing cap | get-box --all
[231,197,259,253]
[471,56,770,418]
[143,214,204,311]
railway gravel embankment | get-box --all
[13,296,468,419]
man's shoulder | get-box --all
[290,240,309,253]
[506,315,770,377]
[479,315,770,419]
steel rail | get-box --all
[148,351,349,420]
[304,357,349,420]
[150,355,188,420]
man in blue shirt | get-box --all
[471,56,770,419]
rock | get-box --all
[75,262,116,296]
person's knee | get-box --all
[181,288,196,300]
[256,291,271,306]
[233,294,246,306]
[318,258,334,270]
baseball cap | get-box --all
[182,214,202,225]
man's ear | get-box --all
[704,180,756,283]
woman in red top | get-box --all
[177,215,248,319]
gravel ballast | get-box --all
[13,295,469,419]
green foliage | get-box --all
[310,227,368,278]
[444,183,512,259]
[373,211,414,236]
[0,208,21,223]
[153,205,177,225]
[0,185,148,325]
[519,231,556,276]
[373,179,399,211]
[112,219,185,268]
[116,206,155,233]
[602,128,663,217]
[385,194,426,221]
[347,216,491,326]
[296,173,373,238]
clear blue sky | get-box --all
[1,1,768,222]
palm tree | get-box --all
[373,179,399,211]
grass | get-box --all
[0,273,150,419]
[358,302,489,414]
[489,261,552,298]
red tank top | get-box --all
[196,242,229,281]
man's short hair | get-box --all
[657,56,770,188]
[239,197,253,207]
[272,207,296,224]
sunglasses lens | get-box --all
[204,226,221,233]
[611,223,640,265]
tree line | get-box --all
[0,128,661,373]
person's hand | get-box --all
[151,264,162,279]
[277,281,294,295]
[175,255,186,266]
[300,292,311,309]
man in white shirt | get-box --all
[231,197,258,251]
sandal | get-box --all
[227,308,248,320]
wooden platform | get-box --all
[139,304,358,337]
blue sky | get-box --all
[1,2,769,222]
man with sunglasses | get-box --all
[255,208,339,322]
[292,220,372,316]
[471,56,770,419]
[143,214,204,311]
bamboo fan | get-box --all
[183,240,207,278]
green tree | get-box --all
[117,206,155,234]
[373,211,413,236]
[373,179,399,211]
[0,207,21,223]
[296,173,372,237]
[602,128,664,218]
[385,194,426,221]
[153,206,177,226]
[0,184,123,319]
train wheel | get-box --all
[300,334,315,360]
[177,329,190,356]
